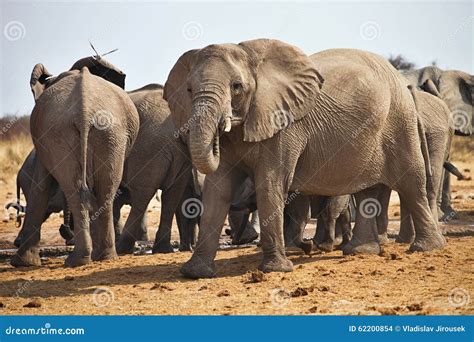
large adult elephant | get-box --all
[402,67,473,218]
[164,39,445,278]
[11,57,139,267]
[376,89,452,243]
[116,84,194,254]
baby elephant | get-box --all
[7,150,74,246]
[284,194,352,253]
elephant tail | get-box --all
[78,122,97,211]
[409,85,434,198]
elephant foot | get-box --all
[116,238,136,255]
[180,257,216,279]
[232,227,259,245]
[178,243,193,252]
[298,240,313,255]
[342,241,381,255]
[409,233,446,252]
[11,249,41,267]
[65,253,91,268]
[395,233,414,244]
[317,241,335,253]
[92,247,117,261]
[13,237,22,248]
[258,255,294,273]
[378,233,390,245]
[59,224,74,241]
[152,242,175,254]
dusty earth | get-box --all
[0,160,473,315]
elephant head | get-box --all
[164,39,324,174]
[30,57,126,102]
[69,56,126,89]
[418,67,473,136]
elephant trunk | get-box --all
[189,100,221,174]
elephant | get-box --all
[164,38,445,278]
[376,88,452,244]
[226,176,260,245]
[402,66,473,218]
[115,83,194,254]
[7,149,75,246]
[282,194,351,253]
[11,56,139,267]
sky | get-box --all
[1,0,472,116]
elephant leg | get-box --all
[90,198,117,262]
[11,163,53,267]
[180,164,245,279]
[256,183,294,273]
[317,211,336,252]
[64,192,93,267]
[396,195,415,243]
[116,187,155,255]
[337,207,352,247]
[312,196,327,244]
[342,187,381,255]
[283,194,312,255]
[153,190,178,253]
[154,167,191,253]
[440,169,455,217]
[177,182,198,252]
[376,184,391,244]
[112,193,124,244]
[396,175,445,252]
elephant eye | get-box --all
[187,87,192,93]
[232,82,243,93]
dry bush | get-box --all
[0,115,32,179]
[450,135,474,163]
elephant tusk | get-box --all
[224,116,232,132]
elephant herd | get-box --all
[7,39,472,279]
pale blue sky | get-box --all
[1,0,472,116]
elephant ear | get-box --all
[164,49,199,132]
[70,56,126,89]
[30,64,53,101]
[239,39,324,142]
[420,79,441,97]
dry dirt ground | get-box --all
[0,160,473,315]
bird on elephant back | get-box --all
[164,38,445,279]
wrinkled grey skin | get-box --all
[376,89,452,244]
[11,58,139,268]
[402,67,473,217]
[116,84,193,255]
[8,150,75,246]
[164,39,444,279]
[227,177,259,245]
[284,194,351,254]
